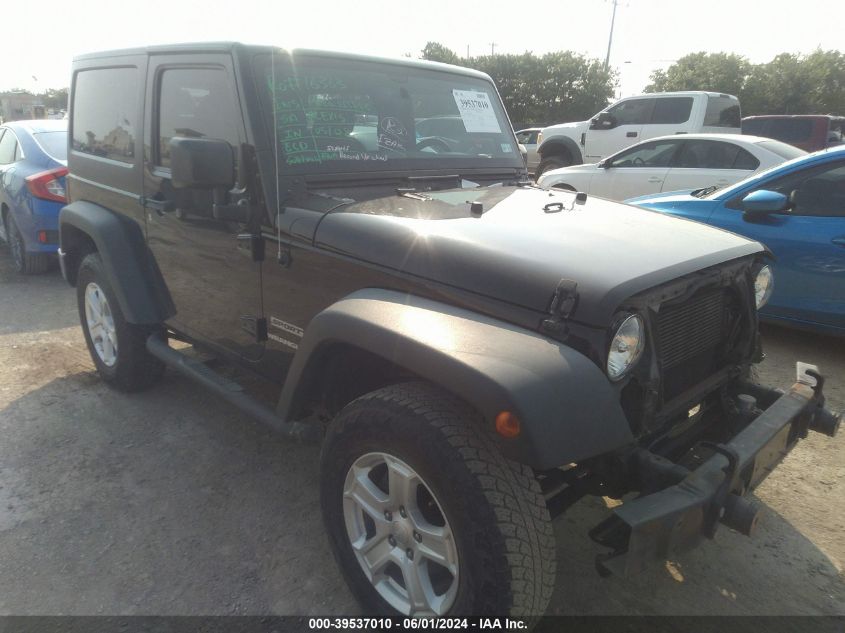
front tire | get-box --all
[76,252,165,391]
[536,154,572,177]
[320,382,555,617]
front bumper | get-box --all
[592,363,841,577]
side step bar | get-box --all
[146,334,322,443]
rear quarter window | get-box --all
[33,131,68,161]
[72,67,139,163]
[704,96,740,128]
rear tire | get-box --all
[536,154,572,177]
[76,252,165,392]
[320,381,555,617]
[7,214,51,274]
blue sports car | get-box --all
[629,146,845,334]
[0,119,68,274]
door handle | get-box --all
[626,131,638,138]
[647,176,663,183]
[832,237,845,247]
[143,197,175,214]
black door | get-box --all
[143,54,264,360]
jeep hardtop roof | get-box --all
[72,41,492,82]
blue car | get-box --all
[629,145,845,334]
[0,119,68,274]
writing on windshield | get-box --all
[259,53,521,173]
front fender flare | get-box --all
[538,135,584,165]
[278,289,633,468]
[59,201,174,324]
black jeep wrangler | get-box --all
[59,42,840,617]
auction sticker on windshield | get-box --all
[452,89,501,133]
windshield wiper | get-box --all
[691,185,721,198]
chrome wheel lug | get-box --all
[388,535,397,547]
[413,531,422,543]
[399,506,407,518]
[384,510,392,521]
[406,548,414,560]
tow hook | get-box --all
[698,441,742,539]
[801,364,841,437]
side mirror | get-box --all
[590,112,616,130]
[518,143,528,166]
[741,189,790,218]
[170,137,235,189]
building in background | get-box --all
[0,92,46,122]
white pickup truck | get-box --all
[535,91,741,176]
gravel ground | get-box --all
[0,246,843,616]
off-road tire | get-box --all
[76,252,165,392]
[320,381,556,617]
[7,214,51,274]
[536,155,572,177]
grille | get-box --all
[656,288,727,399]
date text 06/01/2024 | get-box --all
[307,618,528,630]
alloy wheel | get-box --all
[343,452,459,616]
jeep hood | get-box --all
[313,186,763,326]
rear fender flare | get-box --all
[59,201,174,324]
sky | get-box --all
[1,0,841,99]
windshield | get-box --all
[254,52,523,175]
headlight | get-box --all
[754,265,774,309]
[607,313,645,381]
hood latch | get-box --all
[542,279,578,336]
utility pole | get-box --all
[604,0,619,70]
[490,42,497,56]
[467,44,470,59]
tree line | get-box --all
[421,43,845,126]
[645,50,845,115]
[421,42,615,128]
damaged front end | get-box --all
[589,364,840,576]
[539,255,841,577]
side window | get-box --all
[732,147,760,170]
[747,161,845,217]
[516,131,538,144]
[72,67,139,163]
[674,140,759,170]
[607,98,654,126]
[0,130,17,165]
[157,68,241,168]
[829,119,844,145]
[651,97,693,124]
[769,118,813,143]
[704,96,740,128]
[742,119,766,136]
[608,139,679,168]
